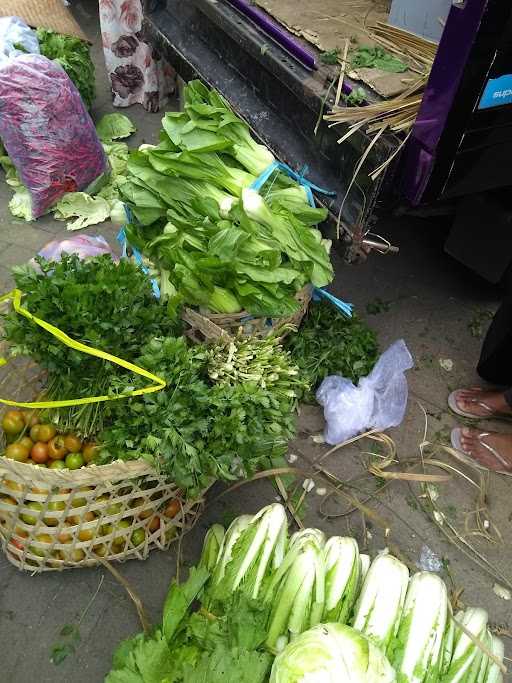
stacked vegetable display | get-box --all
[106,503,505,682]
[121,80,334,316]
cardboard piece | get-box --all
[0,0,89,41]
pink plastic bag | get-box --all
[32,235,118,267]
[0,54,107,217]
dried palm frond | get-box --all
[324,23,438,183]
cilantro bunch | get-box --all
[2,255,174,435]
[100,336,301,494]
[286,300,379,403]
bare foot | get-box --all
[454,387,512,418]
[460,427,512,471]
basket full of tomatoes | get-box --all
[0,410,206,572]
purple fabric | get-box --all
[400,0,490,204]
[224,0,317,69]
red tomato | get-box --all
[47,436,67,460]
[63,434,82,453]
[30,442,49,464]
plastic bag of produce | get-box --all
[0,16,39,64]
[317,339,413,444]
[32,235,117,267]
[0,54,107,218]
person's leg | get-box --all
[477,271,512,385]
[99,0,175,111]
[450,387,512,417]
[455,428,512,471]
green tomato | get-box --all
[21,501,43,525]
[65,452,84,470]
[131,528,146,547]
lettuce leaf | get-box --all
[97,114,137,142]
[53,192,111,230]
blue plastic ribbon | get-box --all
[249,160,336,208]
[117,214,161,298]
[312,287,353,317]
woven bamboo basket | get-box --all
[0,314,206,572]
[0,456,206,572]
[182,285,312,343]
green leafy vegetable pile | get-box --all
[1,255,174,436]
[286,300,379,402]
[37,29,95,108]
[100,334,303,493]
[0,113,134,227]
[106,504,505,683]
[121,80,333,317]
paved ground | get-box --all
[1,3,511,681]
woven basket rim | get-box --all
[0,456,155,485]
[187,284,312,323]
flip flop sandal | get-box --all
[448,389,497,419]
[450,427,512,476]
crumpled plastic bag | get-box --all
[0,54,107,218]
[316,339,414,445]
[0,17,39,65]
[32,235,117,267]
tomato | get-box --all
[60,548,85,562]
[82,442,98,464]
[2,411,25,435]
[31,485,49,494]
[0,496,17,520]
[9,535,25,551]
[93,543,108,557]
[29,533,52,557]
[131,528,146,547]
[22,411,39,428]
[147,516,161,533]
[47,435,68,460]
[107,502,122,516]
[4,479,23,495]
[29,425,42,442]
[63,434,82,453]
[57,527,73,544]
[78,527,96,542]
[48,460,66,470]
[113,519,132,546]
[67,511,95,527]
[163,500,181,519]
[5,443,30,462]
[17,436,34,451]
[65,452,84,470]
[37,424,57,443]
[30,441,49,464]
[71,496,87,508]
[44,500,66,526]
[20,501,43,525]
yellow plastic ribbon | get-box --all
[0,289,166,409]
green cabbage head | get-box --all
[270,623,396,683]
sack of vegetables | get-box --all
[0,254,304,570]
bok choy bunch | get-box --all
[120,80,333,317]
[106,504,506,683]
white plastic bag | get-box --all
[0,17,39,65]
[316,339,414,445]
